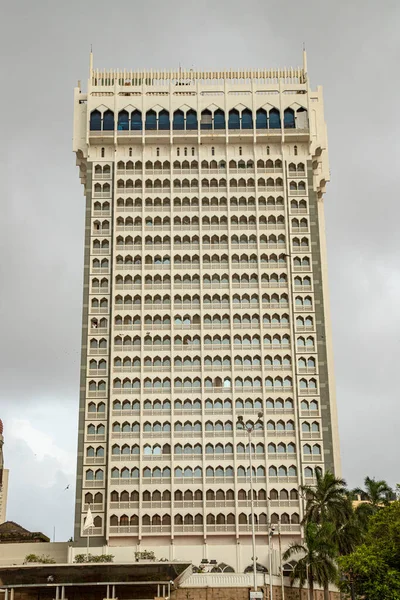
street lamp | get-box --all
[268,525,275,600]
[236,413,263,594]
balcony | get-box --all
[109,525,139,534]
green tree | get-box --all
[301,471,361,599]
[353,476,393,509]
[301,470,351,526]
[283,522,337,600]
[338,501,400,600]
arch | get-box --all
[256,108,267,129]
[186,109,198,130]
[158,109,170,130]
[200,109,212,130]
[214,109,225,130]
[90,110,101,131]
[241,108,253,130]
[103,110,114,131]
[117,110,129,131]
[284,108,295,129]
[269,108,281,129]
[130,109,142,130]
[173,109,185,130]
[145,110,157,130]
[228,109,240,129]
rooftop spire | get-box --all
[302,44,308,75]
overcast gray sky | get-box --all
[0,0,399,541]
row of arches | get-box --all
[106,441,298,457]
[85,465,321,481]
[108,333,316,349]
[115,158,287,171]
[110,177,291,193]
[89,397,316,414]
[110,291,294,307]
[110,396,301,412]
[109,511,300,526]
[109,417,300,432]
[110,233,289,248]
[115,215,288,228]
[110,375,303,390]
[107,488,299,503]
[114,195,289,209]
[112,272,290,286]
[90,106,307,132]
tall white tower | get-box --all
[72,54,340,570]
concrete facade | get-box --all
[72,53,340,570]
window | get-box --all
[214,109,225,130]
[173,110,185,131]
[294,145,298,156]
[103,110,114,131]
[131,110,142,131]
[158,109,170,130]
[101,147,105,158]
[129,147,132,157]
[145,110,157,130]
[90,110,101,131]
[239,146,242,156]
[266,146,270,155]
[177,148,180,156]
[184,147,187,156]
[211,147,215,156]
[191,147,195,156]
[156,147,160,157]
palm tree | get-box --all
[301,470,351,526]
[283,522,337,600]
[352,476,393,511]
[300,472,358,600]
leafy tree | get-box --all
[283,522,337,600]
[353,476,393,510]
[338,501,400,600]
[301,470,351,526]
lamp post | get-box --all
[268,525,275,600]
[236,414,263,594]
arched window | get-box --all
[129,147,133,156]
[269,108,281,129]
[131,110,142,131]
[214,109,225,130]
[241,109,253,130]
[101,147,105,158]
[211,147,215,156]
[158,110,170,130]
[256,109,267,129]
[228,109,240,130]
[103,110,114,131]
[200,109,212,130]
[294,145,298,156]
[90,110,101,131]
[284,108,295,129]
[239,146,242,156]
[156,147,160,157]
[145,110,157,130]
[186,109,198,130]
[118,110,129,131]
[173,110,185,130]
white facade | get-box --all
[0,468,8,524]
[0,421,8,525]
[72,53,340,570]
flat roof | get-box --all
[0,561,191,588]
